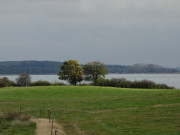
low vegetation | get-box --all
[0,77,15,88]
[31,80,51,86]
[0,111,35,135]
[97,78,174,89]
[0,86,179,135]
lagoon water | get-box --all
[0,74,180,89]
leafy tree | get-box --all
[83,61,108,85]
[58,60,83,85]
[0,79,6,88]
[16,73,31,86]
[1,77,15,86]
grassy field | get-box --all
[0,86,180,135]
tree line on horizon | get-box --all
[0,60,108,86]
[0,60,175,89]
[0,61,178,75]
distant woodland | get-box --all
[0,61,178,75]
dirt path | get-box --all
[32,118,66,135]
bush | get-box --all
[18,114,30,121]
[4,112,30,121]
[110,78,132,88]
[156,83,174,89]
[2,77,15,86]
[78,83,91,86]
[0,79,6,88]
[97,78,111,86]
[11,120,31,127]
[96,78,174,89]
[31,80,51,86]
[0,77,15,87]
[131,80,156,89]
[4,112,19,120]
[51,82,66,86]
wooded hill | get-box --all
[0,61,178,75]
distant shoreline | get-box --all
[1,73,180,76]
[0,61,179,75]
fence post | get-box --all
[55,130,58,135]
[51,120,54,135]
[20,107,22,115]
[48,110,51,124]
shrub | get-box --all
[0,77,15,87]
[2,77,15,86]
[31,80,51,86]
[4,112,19,120]
[96,78,174,89]
[11,120,30,127]
[156,83,174,89]
[110,78,132,88]
[97,78,111,86]
[78,83,91,86]
[0,79,6,88]
[51,81,66,86]
[131,80,156,89]
[18,114,30,121]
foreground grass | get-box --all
[0,113,36,135]
[0,86,180,135]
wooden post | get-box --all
[51,120,54,135]
[49,115,51,125]
[55,130,58,135]
[20,107,22,115]
[48,110,50,117]
[52,120,54,129]
[48,110,51,124]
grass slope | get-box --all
[0,86,180,135]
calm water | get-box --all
[0,74,180,89]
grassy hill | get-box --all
[0,86,179,135]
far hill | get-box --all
[175,67,180,72]
[0,61,178,75]
[0,61,63,75]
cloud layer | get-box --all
[0,0,180,66]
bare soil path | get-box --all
[32,118,66,135]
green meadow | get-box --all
[0,86,180,135]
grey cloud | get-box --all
[0,0,180,66]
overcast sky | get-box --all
[0,0,180,66]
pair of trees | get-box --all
[58,60,108,85]
[0,74,31,87]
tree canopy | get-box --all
[83,61,108,85]
[16,73,31,86]
[58,60,83,85]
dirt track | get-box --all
[32,118,66,135]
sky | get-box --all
[0,0,180,66]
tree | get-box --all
[16,73,31,86]
[83,61,108,85]
[58,60,83,85]
[0,78,6,88]
[0,77,15,87]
